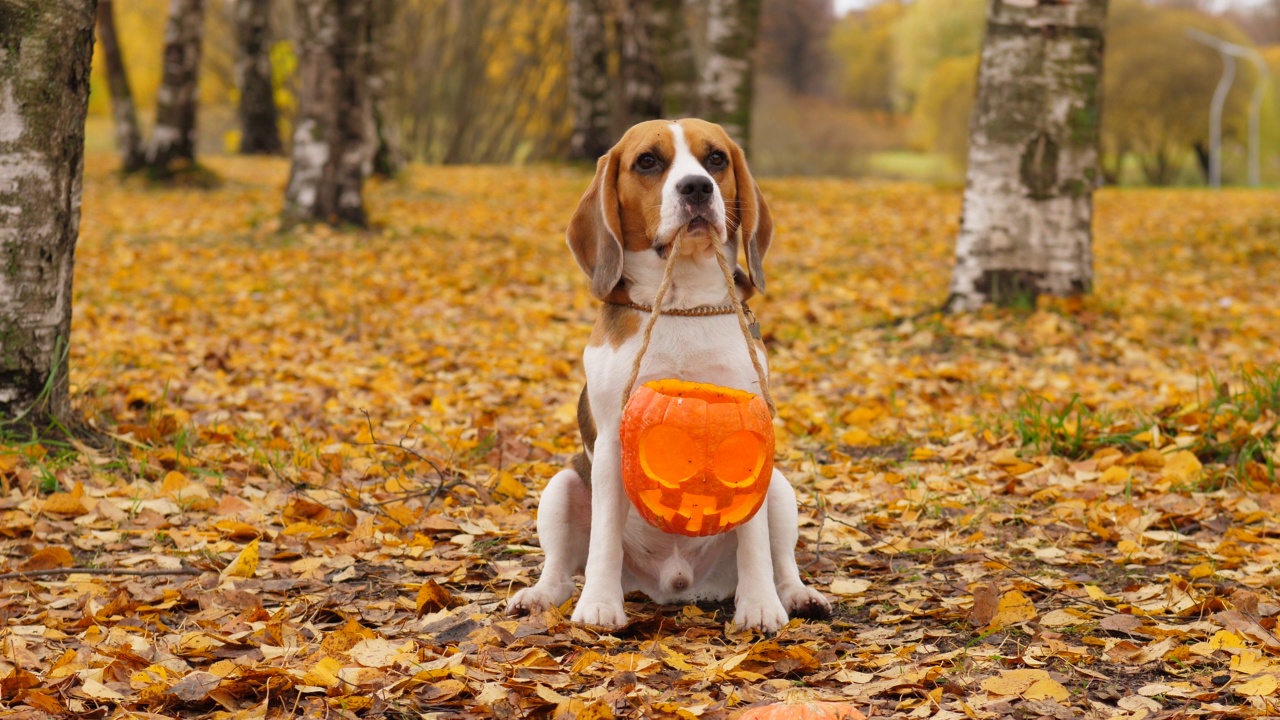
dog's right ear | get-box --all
[567,149,625,300]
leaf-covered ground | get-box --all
[2,155,1280,719]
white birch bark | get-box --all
[949,0,1108,311]
[0,0,96,425]
[146,0,206,173]
[699,0,762,152]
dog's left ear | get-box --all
[566,148,625,300]
[729,140,774,293]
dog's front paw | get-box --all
[507,581,574,617]
[780,585,832,620]
[734,592,789,633]
[571,599,627,628]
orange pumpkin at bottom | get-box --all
[620,379,774,537]
[737,701,868,720]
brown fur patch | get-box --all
[577,385,596,457]
[574,386,596,489]
[612,121,674,252]
[571,452,592,489]
[588,304,640,348]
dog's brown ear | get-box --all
[567,149,625,300]
[729,140,773,293]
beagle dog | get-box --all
[508,119,830,631]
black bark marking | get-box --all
[1020,131,1059,200]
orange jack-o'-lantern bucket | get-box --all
[620,379,774,536]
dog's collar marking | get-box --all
[608,300,763,339]
[610,300,736,317]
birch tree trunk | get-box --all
[235,0,282,155]
[146,0,206,174]
[283,0,373,227]
[617,0,665,128]
[0,0,96,427]
[948,0,1108,311]
[653,0,697,117]
[568,0,612,160]
[368,0,402,177]
[96,0,145,172]
[699,0,763,152]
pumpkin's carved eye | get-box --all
[711,431,766,488]
[638,424,699,488]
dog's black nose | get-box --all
[676,175,714,205]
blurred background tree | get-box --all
[282,0,374,227]
[1103,0,1261,185]
[234,0,283,155]
[83,0,1279,184]
[96,0,145,172]
[145,0,208,176]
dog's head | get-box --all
[566,119,773,301]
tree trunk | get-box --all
[283,0,373,227]
[947,0,1107,312]
[653,0,698,117]
[235,0,282,155]
[617,0,665,129]
[96,0,145,171]
[0,0,97,427]
[368,0,402,177]
[146,0,206,174]
[568,0,612,160]
[700,0,763,152]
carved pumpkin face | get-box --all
[620,379,775,536]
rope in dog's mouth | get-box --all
[621,229,777,418]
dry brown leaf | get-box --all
[19,546,75,571]
[968,581,1000,627]
[416,578,461,615]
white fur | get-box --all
[655,123,728,250]
[509,122,830,632]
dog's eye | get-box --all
[635,153,661,172]
[706,151,728,171]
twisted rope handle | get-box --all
[621,232,776,417]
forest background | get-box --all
[5,0,1280,718]
[89,0,1280,186]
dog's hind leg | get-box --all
[767,471,832,619]
[507,466,591,616]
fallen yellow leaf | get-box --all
[987,590,1036,630]
[220,538,259,578]
[1236,674,1279,697]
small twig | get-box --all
[804,493,827,570]
[359,409,453,508]
[0,567,202,581]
